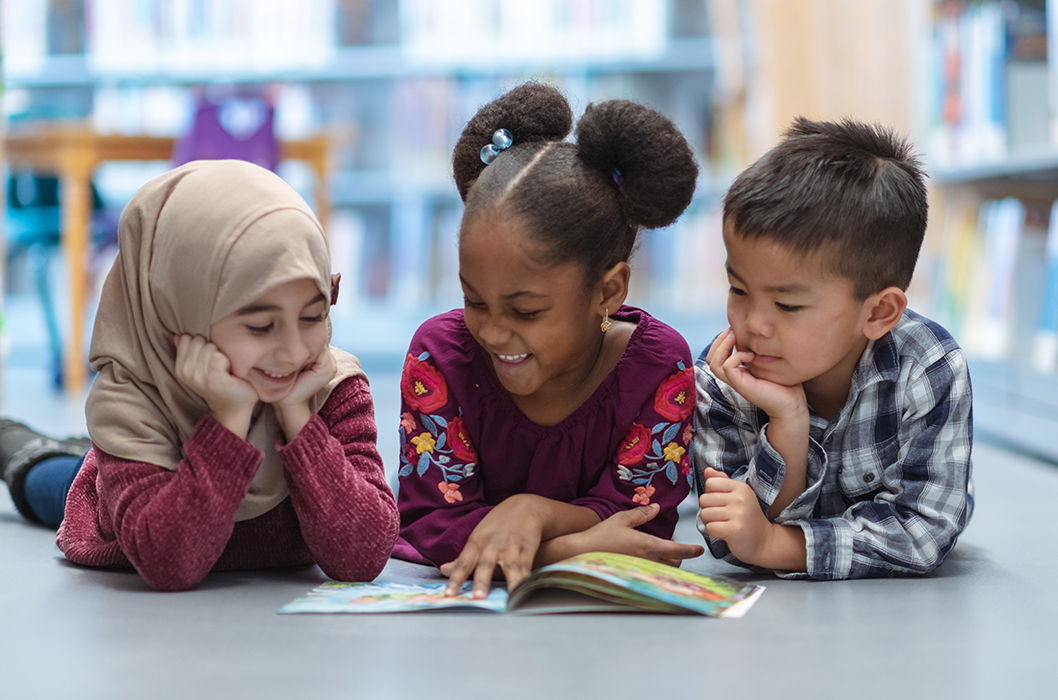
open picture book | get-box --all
[279,552,765,617]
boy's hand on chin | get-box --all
[706,329,807,421]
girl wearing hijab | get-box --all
[0,160,399,591]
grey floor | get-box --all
[2,293,1057,699]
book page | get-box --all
[279,581,507,614]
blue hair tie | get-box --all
[480,128,513,164]
[612,169,624,186]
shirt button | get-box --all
[864,473,875,483]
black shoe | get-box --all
[0,419,51,481]
[0,419,91,523]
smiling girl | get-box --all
[393,82,705,596]
[0,160,398,591]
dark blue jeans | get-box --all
[23,454,85,528]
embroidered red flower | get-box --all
[401,353,449,414]
[446,416,478,463]
[438,481,463,504]
[654,367,694,422]
[617,423,651,465]
[632,485,656,506]
[680,455,691,476]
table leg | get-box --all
[59,149,93,393]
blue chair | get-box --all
[4,174,117,389]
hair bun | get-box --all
[453,81,574,201]
[575,99,698,229]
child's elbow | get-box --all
[138,565,210,592]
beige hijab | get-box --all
[86,159,364,521]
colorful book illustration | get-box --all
[279,552,765,617]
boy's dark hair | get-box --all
[452,81,698,285]
[723,117,928,299]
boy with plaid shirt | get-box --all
[694,118,973,579]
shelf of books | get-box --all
[2,0,732,323]
[925,0,1058,460]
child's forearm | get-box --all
[764,412,809,518]
[514,495,602,542]
[756,522,808,572]
[534,532,590,567]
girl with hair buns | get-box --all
[394,82,705,597]
[0,159,399,591]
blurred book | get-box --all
[1032,200,1058,373]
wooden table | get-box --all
[4,124,329,392]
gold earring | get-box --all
[601,309,611,333]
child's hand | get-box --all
[440,495,547,598]
[698,467,773,565]
[706,328,807,421]
[273,347,338,410]
[174,334,257,437]
[575,504,705,567]
[272,348,338,442]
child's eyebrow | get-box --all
[726,262,809,294]
[459,275,546,301]
[235,293,326,316]
[235,303,281,315]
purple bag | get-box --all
[171,95,279,171]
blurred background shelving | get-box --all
[921,0,1058,461]
[1,0,746,397]
[5,0,1058,465]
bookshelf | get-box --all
[922,0,1058,461]
[2,0,733,319]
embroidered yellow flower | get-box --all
[663,441,686,463]
[411,432,436,455]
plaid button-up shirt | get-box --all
[693,309,974,580]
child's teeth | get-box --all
[499,354,527,361]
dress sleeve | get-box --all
[396,349,493,567]
[277,376,399,583]
[572,362,695,539]
[786,350,974,580]
[96,416,265,591]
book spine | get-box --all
[1032,200,1058,373]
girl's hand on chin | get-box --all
[273,347,337,411]
[272,349,337,443]
[174,334,257,436]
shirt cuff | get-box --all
[773,436,829,522]
[774,518,853,580]
[275,413,330,469]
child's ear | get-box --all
[597,262,631,312]
[863,287,907,340]
[330,273,341,306]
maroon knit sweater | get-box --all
[56,376,399,591]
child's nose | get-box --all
[275,327,310,367]
[477,314,510,347]
[743,304,773,337]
